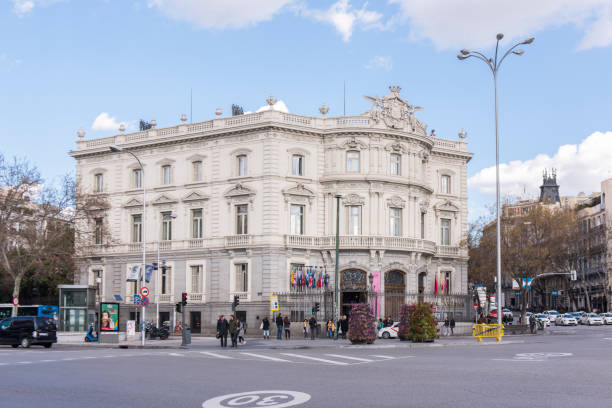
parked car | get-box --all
[599,313,612,325]
[0,316,57,348]
[580,313,604,326]
[570,312,585,322]
[378,322,399,339]
[543,310,560,322]
[555,314,578,326]
[534,314,550,327]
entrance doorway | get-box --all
[384,270,405,320]
[190,311,201,334]
[235,311,247,327]
[340,269,367,317]
[159,312,170,326]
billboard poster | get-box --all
[100,302,119,332]
[126,264,140,282]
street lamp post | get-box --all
[457,34,534,327]
[110,145,147,346]
[334,194,341,340]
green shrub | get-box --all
[398,304,413,341]
[347,303,377,344]
[408,302,439,342]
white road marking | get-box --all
[199,351,233,359]
[168,353,184,357]
[40,360,56,363]
[240,353,292,362]
[280,353,349,366]
[324,354,373,362]
[16,361,31,364]
[369,355,395,360]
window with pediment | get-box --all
[346,151,360,172]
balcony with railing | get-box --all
[284,235,438,254]
[158,294,174,303]
[188,293,205,303]
[230,292,249,302]
[225,235,252,248]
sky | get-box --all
[1,0,612,221]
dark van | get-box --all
[0,316,57,348]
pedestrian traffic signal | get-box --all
[152,262,158,270]
[181,292,188,306]
[314,302,320,313]
[175,302,182,313]
[311,307,315,315]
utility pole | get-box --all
[334,195,341,340]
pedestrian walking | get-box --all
[261,316,270,339]
[378,318,384,330]
[303,319,309,338]
[229,315,239,348]
[529,313,536,334]
[238,320,246,344]
[283,316,291,340]
[216,315,229,348]
[443,317,450,337]
[450,317,455,336]
[327,320,335,338]
[275,313,283,340]
[340,315,349,340]
[309,315,317,340]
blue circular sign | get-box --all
[141,296,149,307]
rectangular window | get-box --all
[235,263,248,292]
[441,175,450,194]
[237,155,247,176]
[390,154,401,175]
[389,208,401,237]
[161,212,173,241]
[349,206,361,235]
[192,161,203,182]
[290,205,305,235]
[191,209,203,239]
[162,165,172,185]
[236,204,248,235]
[347,151,360,172]
[94,173,103,192]
[161,266,171,295]
[420,212,425,239]
[291,155,304,176]
[94,218,103,245]
[133,169,142,188]
[441,218,451,245]
[190,265,202,293]
[132,214,142,243]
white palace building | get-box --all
[70,87,472,333]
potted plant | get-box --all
[347,303,377,344]
[398,304,413,341]
[408,302,439,342]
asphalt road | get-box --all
[1,325,612,408]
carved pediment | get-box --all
[341,137,368,150]
[182,191,209,202]
[384,142,407,153]
[224,183,255,198]
[123,197,142,208]
[419,199,430,213]
[434,199,460,212]
[283,183,314,198]
[363,86,427,134]
[386,195,406,208]
[152,194,178,206]
[342,193,365,206]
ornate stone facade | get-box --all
[71,87,472,332]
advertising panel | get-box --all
[100,302,120,332]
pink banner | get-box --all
[370,270,381,318]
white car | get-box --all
[534,314,550,327]
[581,313,604,326]
[544,310,560,322]
[555,314,578,326]
[599,313,612,325]
[378,322,399,339]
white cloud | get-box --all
[299,0,385,42]
[469,131,612,198]
[0,54,22,72]
[365,55,392,70]
[389,0,612,50]
[256,100,289,113]
[11,0,34,17]
[92,112,125,131]
[147,0,294,29]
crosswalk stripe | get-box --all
[169,353,184,357]
[369,355,395,360]
[240,353,291,362]
[199,351,233,359]
[324,354,373,362]
[280,353,349,365]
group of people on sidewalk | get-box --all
[441,317,456,336]
[216,315,247,348]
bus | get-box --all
[0,304,59,321]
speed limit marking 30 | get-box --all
[140,286,149,297]
[202,391,311,408]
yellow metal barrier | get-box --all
[472,324,504,342]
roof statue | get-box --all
[363,86,426,133]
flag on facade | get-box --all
[126,264,140,282]
[317,267,322,288]
[434,273,438,295]
[323,268,329,287]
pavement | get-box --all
[2,324,612,407]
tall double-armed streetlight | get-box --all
[109,145,147,346]
[457,33,534,327]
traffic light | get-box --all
[175,303,182,313]
[232,295,240,311]
[181,292,188,306]
[152,262,158,270]
[314,302,320,313]
[311,307,315,315]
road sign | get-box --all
[270,295,279,312]
[140,286,149,297]
[133,294,141,305]
[473,303,478,311]
[141,296,149,307]
[12,297,19,306]
[552,290,558,296]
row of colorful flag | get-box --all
[290,266,329,288]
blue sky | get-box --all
[1,0,611,220]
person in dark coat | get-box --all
[283,316,291,340]
[216,315,229,347]
[275,313,284,340]
[229,315,239,348]
[450,318,455,336]
[308,315,317,340]
[261,317,270,339]
[340,315,349,339]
